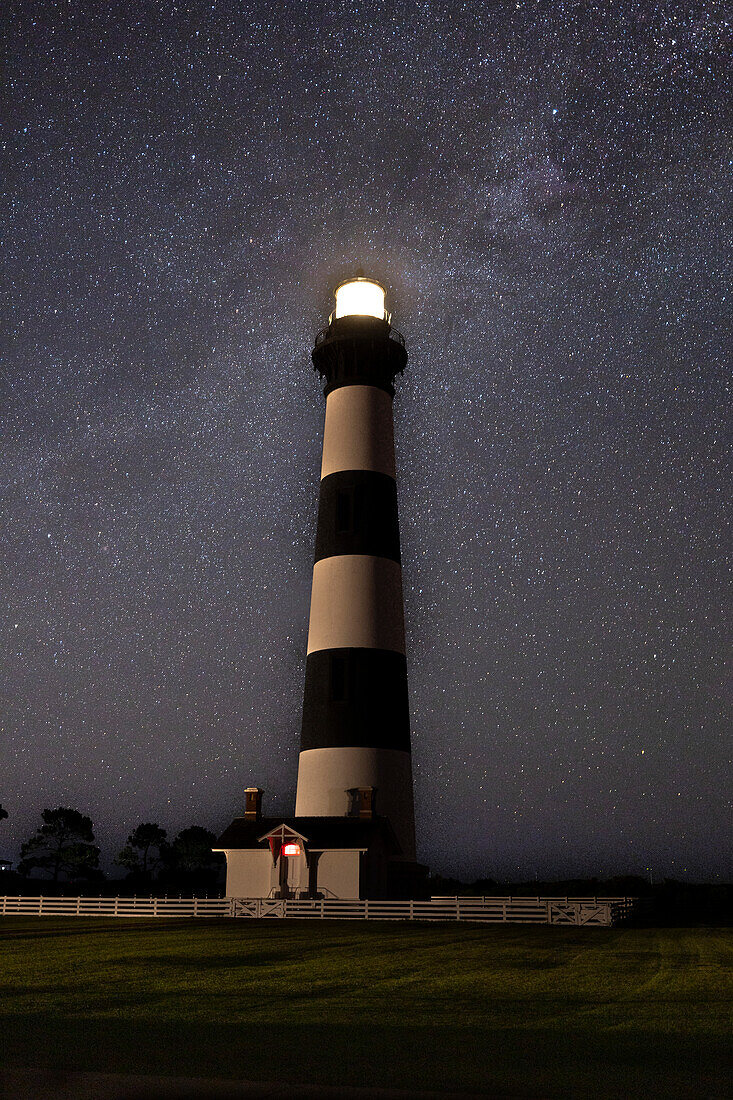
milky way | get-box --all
[2,1,730,879]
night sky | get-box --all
[2,1,730,881]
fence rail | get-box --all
[0,895,635,925]
[232,896,635,925]
[0,896,231,918]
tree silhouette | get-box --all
[162,825,224,890]
[0,804,7,823]
[169,826,219,875]
[115,823,168,879]
[18,807,100,882]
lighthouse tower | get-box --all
[295,276,416,862]
[216,277,420,899]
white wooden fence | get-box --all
[0,896,231,918]
[0,895,634,925]
[231,896,634,925]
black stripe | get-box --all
[315,471,400,564]
[301,648,411,752]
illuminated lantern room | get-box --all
[334,277,386,321]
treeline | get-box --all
[0,804,224,896]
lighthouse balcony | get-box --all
[315,321,405,349]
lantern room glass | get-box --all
[334,278,385,320]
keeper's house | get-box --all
[215,787,401,900]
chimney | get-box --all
[349,786,375,820]
[244,787,263,820]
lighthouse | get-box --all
[295,276,416,861]
[216,277,421,899]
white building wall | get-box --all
[222,849,272,898]
[316,850,361,899]
[221,846,365,900]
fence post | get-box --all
[193,898,198,918]
[409,900,414,920]
[76,896,81,915]
[502,900,507,922]
[320,897,325,918]
[39,895,44,915]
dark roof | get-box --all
[215,815,401,855]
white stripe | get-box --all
[306,555,405,655]
[321,385,396,480]
[295,746,416,861]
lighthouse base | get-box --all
[295,746,416,862]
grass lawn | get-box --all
[0,918,730,1096]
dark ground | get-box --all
[1,918,730,1098]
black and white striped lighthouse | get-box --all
[216,276,422,898]
[294,276,417,863]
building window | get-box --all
[335,483,371,536]
[336,490,351,533]
[352,484,366,532]
[331,654,346,701]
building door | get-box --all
[307,851,321,898]
[278,852,291,899]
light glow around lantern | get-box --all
[282,842,301,857]
[334,278,385,320]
